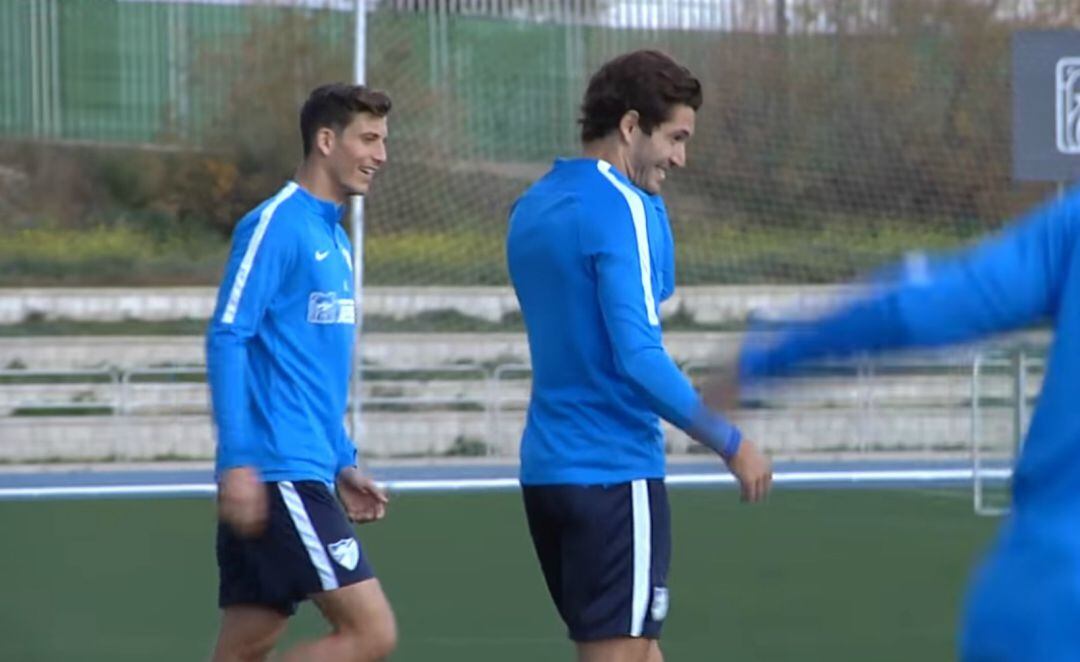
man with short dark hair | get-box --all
[507,50,773,662]
[207,83,396,662]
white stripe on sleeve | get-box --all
[597,161,660,326]
[221,182,299,324]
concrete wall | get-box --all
[0,286,1043,463]
[0,363,1036,462]
[0,285,849,324]
[0,332,745,369]
[0,407,1023,462]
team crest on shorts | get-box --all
[651,586,669,621]
[328,538,359,570]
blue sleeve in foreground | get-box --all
[741,190,1077,380]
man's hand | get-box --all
[701,367,772,502]
[337,467,389,524]
[218,466,268,538]
[726,440,772,503]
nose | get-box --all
[372,139,387,166]
[670,143,686,168]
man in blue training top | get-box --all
[507,50,773,662]
[718,189,1080,661]
[206,83,395,662]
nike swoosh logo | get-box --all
[315,250,330,261]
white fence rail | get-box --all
[0,346,1043,461]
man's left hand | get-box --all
[336,467,389,524]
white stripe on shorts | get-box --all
[630,479,652,636]
[278,481,339,591]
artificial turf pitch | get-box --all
[0,487,997,661]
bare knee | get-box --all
[647,641,664,662]
[313,579,398,662]
[337,629,397,662]
[213,607,287,662]
[577,637,653,662]
[213,638,277,662]
[339,607,397,661]
[372,613,398,659]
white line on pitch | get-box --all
[0,468,1013,500]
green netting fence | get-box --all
[0,0,1068,285]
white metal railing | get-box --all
[0,348,1044,515]
[491,363,531,453]
[970,348,1044,517]
[0,354,1040,444]
[1,364,496,417]
[119,366,207,415]
[0,367,121,415]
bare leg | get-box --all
[212,605,288,662]
[577,637,655,662]
[280,578,397,662]
[647,641,664,662]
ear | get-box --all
[315,127,336,157]
[618,110,640,144]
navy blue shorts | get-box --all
[217,480,375,616]
[522,479,671,641]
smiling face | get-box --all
[321,112,388,197]
[625,103,695,194]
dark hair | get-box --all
[300,83,392,156]
[579,50,702,143]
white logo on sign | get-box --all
[328,538,359,571]
[650,587,669,621]
[315,250,330,261]
[1056,57,1080,154]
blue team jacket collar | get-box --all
[290,181,346,226]
[556,156,616,173]
[556,157,640,191]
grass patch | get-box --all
[0,318,212,337]
[0,488,997,661]
[443,435,491,456]
[0,225,227,286]
[10,405,115,416]
[0,372,117,384]
[0,216,989,287]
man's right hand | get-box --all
[726,440,772,503]
[218,466,268,538]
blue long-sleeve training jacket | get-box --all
[507,158,741,485]
[738,187,1080,658]
[739,189,1080,518]
[207,182,357,483]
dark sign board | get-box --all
[1013,30,1080,182]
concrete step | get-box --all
[0,406,1024,462]
[0,285,849,325]
[0,332,739,370]
[0,364,1043,414]
[4,331,1046,375]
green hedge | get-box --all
[0,216,981,287]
